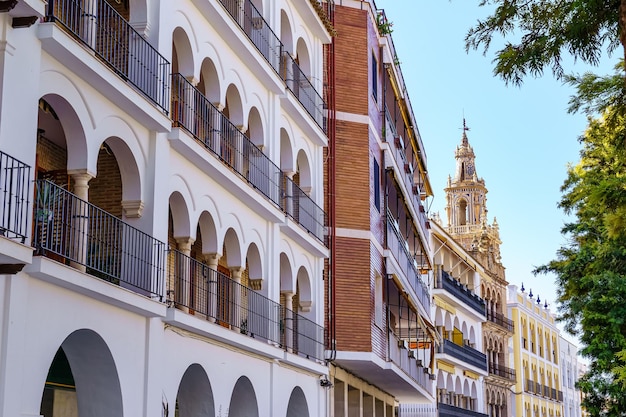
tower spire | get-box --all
[461,118,469,146]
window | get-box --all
[372,52,378,102]
[373,158,380,211]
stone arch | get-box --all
[296,265,312,315]
[223,228,243,268]
[198,210,220,255]
[245,242,263,282]
[247,106,265,149]
[446,373,454,392]
[169,191,193,240]
[199,57,221,104]
[176,364,215,417]
[40,329,123,417]
[228,376,259,417]
[280,128,295,172]
[457,198,468,226]
[469,326,476,346]
[463,379,470,397]
[454,376,462,395]
[172,27,195,79]
[38,92,90,174]
[97,136,142,208]
[286,386,309,417]
[280,9,294,54]
[437,370,446,389]
[444,311,453,331]
[296,149,312,193]
[434,307,445,327]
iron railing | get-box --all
[437,403,488,417]
[171,73,327,243]
[0,151,30,242]
[46,0,171,113]
[386,213,431,312]
[217,0,327,131]
[440,339,487,371]
[437,270,485,316]
[488,362,516,381]
[168,249,325,361]
[486,311,514,332]
[280,51,326,130]
[33,180,166,299]
[526,379,535,393]
[218,0,282,73]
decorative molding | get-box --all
[122,200,144,218]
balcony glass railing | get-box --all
[171,74,326,243]
[437,270,485,316]
[389,332,431,391]
[33,180,166,299]
[46,0,171,113]
[386,213,430,312]
[440,339,487,371]
[488,362,516,381]
[168,249,325,361]
[486,311,514,332]
[0,151,31,242]
[437,403,488,417]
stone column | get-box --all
[230,266,244,331]
[282,290,294,353]
[68,170,94,273]
[175,238,194,313]
[202,253,221,322]
[211,103,225,155]
[284,171,295,218]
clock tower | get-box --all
[443,120,502,270]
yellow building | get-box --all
[508,285,563,417]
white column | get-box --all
[175,238,194,313]
[69,170,94,273]
[282,290,294,353]
[203,253,221,322]
[230,266,244,331]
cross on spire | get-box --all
[461,118,470,146]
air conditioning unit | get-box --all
[404,163,413,175]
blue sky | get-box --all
[376,1,616,320]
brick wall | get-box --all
[89,145,122,218]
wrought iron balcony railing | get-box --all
[218,0,327,131]
[33,180,166,299]
[386,212,430,312]
[437,403,488,417]
[525,379,535,393]
[0,151,30,242]
[168,249,325,361]
[440,339,487,371]
[171,73,327,243]
[486,311,514,332]
[437,270,485,316]
[488,362,516,382]
[46,0,171,113]
[280,51,326,130]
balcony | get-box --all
[439,339,487,371]
[168,249,325,361]
[0,151,31,243]
[486,311,514,332]
[386,213,430,312]
[33,180,166,299]
[436,270,485,316]
[218,0,327,131]
[525,379,535,394]
[171,74,327,244]
[488,362,516,382]
[438,403,488,417]
[384,115,429,235]
[389,333,433,393]
[46,0,171,113]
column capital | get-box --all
[230,266,245,282]
[67,169,95,184]
[213,102,225,112]
[175,237,195,252]
[121,200,144,218]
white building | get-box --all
[0,0,332,416]
[559,337,582,417]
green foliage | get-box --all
[465,0,624,85]
[535,100,626,414]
